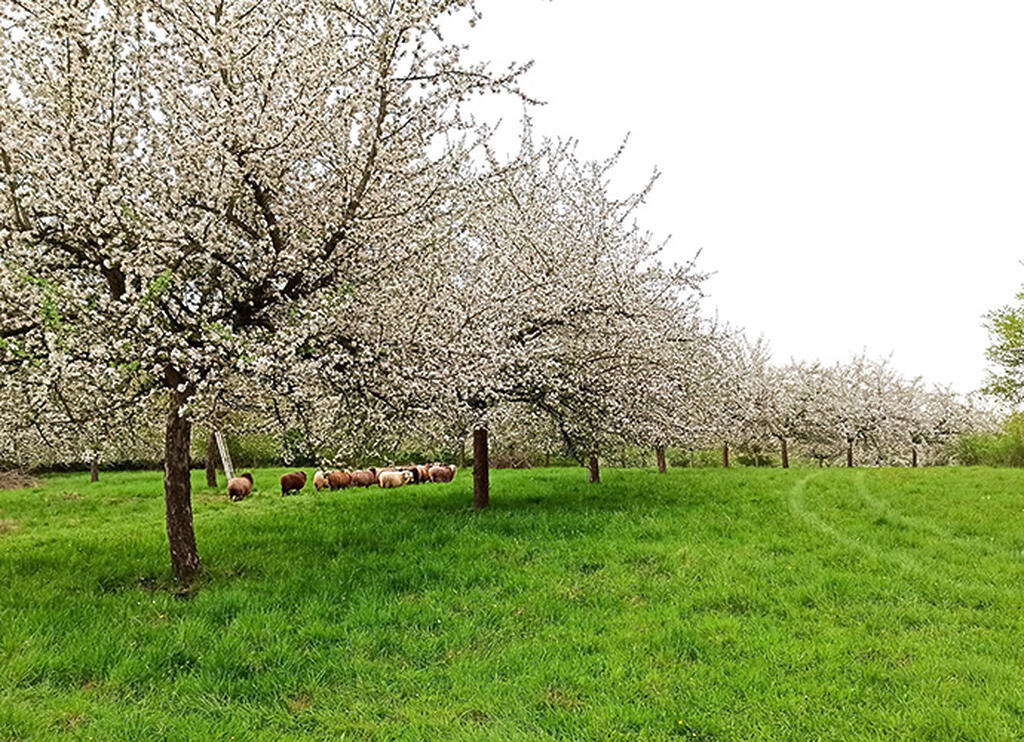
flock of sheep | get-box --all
[226,464,458,502]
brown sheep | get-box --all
[429,464,456,483]
[416,464,430,483]
[327,470,351,490]
[227,472,254,502]
[313,471,329,491]
[350,470,377,487]
[280,471,307,496]
[379,470,413,488]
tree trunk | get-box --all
[656,446,667,474]
[473,425,489,510]
[458,438,466,471]
[781,438,789,469]
[90,459,99,483]
[723,441,730,468]
[205,431,218,488]
[588,454,600,483]
[164,382,201,583]
[544,452,550,468]
[846,441,854,468]
[912,446,918,468]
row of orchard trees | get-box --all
[0,0,988,582]
[405,338,987,476]
[707,341,988,469]
[1,327,985,479]
[0,0,713,581]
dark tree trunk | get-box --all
[205,431,218,488]
[458,438,466,471]
[164,381,201,583]
[723,441,730,468]
[90,459,99,483]
[656,446,667,474]
[912,447,918,468]
[818,458,823,468]
[781,438,789,469]
[846,441,854,468]
[544,452,550,468]
[588,454,600,483]
[473,425,489,510]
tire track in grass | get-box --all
[853,471,1000,555]
[787,473,858,549]
[787,473,883,561]
[786,472,971,590]
[852,472,1014,593]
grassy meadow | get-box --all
[2,466,1024,740]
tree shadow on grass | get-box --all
[0,469,718,604]
[176,472,722,598]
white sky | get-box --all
[464,0,1024,393]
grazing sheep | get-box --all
[428,464,456,483]
[327,470,351,490]
[379,470,413,488]
[416,464,430,483]
[314,471,329,491]
[350,470,377,487]
[396,465,420,484]
[280,471,307,496]
[227,472,254,502]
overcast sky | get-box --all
[463,0,1024,393]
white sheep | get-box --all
[378,470,413,488]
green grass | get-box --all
[2,466,1024,740]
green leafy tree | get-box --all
[984,291,1024,405]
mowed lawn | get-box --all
[2,467,1024,741]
